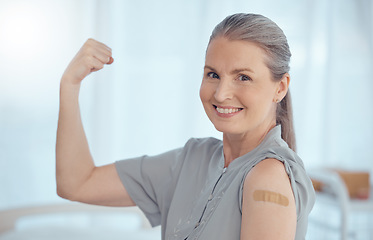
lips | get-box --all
[213,105,243,114]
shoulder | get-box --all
[245,158,290,189]
[240,158,296,239]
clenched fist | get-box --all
[61,39,113,85]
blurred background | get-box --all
[0,0,372,239]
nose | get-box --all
[214,79,233,102]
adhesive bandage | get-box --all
[253,190,289,206]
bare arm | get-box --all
[56,39,135,207]
[240,159,296,240]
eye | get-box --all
[207,72,220,79]
[237,74,252,81]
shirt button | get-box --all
[208,194,213,201]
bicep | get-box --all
[240,159,296,240]
[71,163,135,207]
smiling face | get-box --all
[200,37,286,137]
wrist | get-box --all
[60,75,81,88]
[61,72,82,84]
[59,78,81,100]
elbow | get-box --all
[56,180,78,201]
[55,169,79,201]
[56,187,66,199]
[56,187,81,202]
[55,165,96,202]
[56,175,68,199]
[56,184,72,200]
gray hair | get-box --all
[209,13,291,80]
[208,13,296,151]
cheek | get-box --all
[199,81,212,104]
[252,90,277,117]
[240,88,272,112]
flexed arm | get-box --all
[56,39,134,206]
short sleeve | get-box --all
[115,147,185,227]
[239,145,316,239]
[258,146,316,222]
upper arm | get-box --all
[240,159,296,240]
[69,163,135,207]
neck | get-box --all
[222,122,276,167]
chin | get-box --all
[213,123,243,135]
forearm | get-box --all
[56,38,114,200]
[56,80,95,199]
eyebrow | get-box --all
[204,65,255,75]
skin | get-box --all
[56,37,296,239]
[200,37,296,239]
[56,39,135,206]
[200,37,290,166]
[241,159,296,240]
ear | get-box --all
[274,73,290,102]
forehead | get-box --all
[205,37,268,71]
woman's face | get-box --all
[200,37,285,137]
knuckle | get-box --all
[82,45,94,56]
[84,40,95,50]
[87,38,95,44]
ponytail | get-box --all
[276,91,296,152]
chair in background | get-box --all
[308,169,373,240]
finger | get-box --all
[83,40,111,61]
[90,57,105,73]
[88,38,112,53]
[107,57,114,65]
[93,54,113,65]
[93,50,112,65]
[96,45,112,59]
[84,39,113,64]
[94,50,113,65]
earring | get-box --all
[275,99,280,103]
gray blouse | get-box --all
[115,126,315,240]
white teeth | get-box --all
[216,107,241,114]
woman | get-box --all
[56,13,315,240]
